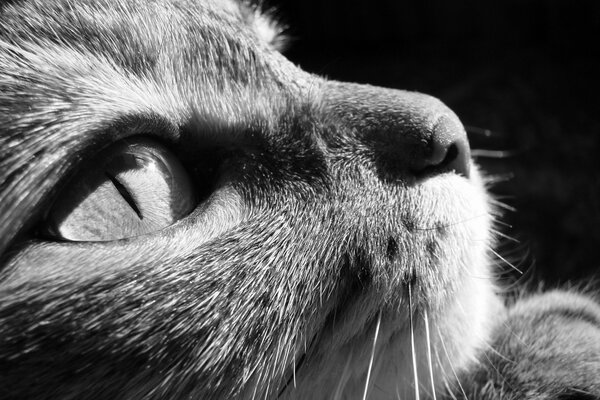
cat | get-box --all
[0,0,599,399]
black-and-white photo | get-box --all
[1,1,599,399]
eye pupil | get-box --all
[42,138,197,242]
[105,173,143,220]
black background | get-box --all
[276,0,600,286]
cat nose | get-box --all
[324,83,471,180]
[408,114,471,178]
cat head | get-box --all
[0,0,499,398]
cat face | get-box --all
[0,0,500,399]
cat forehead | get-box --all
[0,0,283,51]
[0,0,291,90]
[0,0,303,153]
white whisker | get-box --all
[437,326,468,399]
[490,228,520,244]
[489,248,523,274]
[408,283,420,400]
[488,198,516,212]
[362,310,382,400]
[443,379,459,400]
[423,309,437,400]
[464,126,494,137]
[292,350,297,388]
[470,149,516,158]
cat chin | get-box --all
[278,164,502,399]
[278,270,502,400]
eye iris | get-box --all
[43,138,196,242]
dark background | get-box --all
[276,0,600,286]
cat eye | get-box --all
[41,137,196,242]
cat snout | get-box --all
[324,82,471,180]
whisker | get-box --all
[483,173,514,185]
[488,199,516,212]
[362,310,382,400]
[436,326,468,400]
[292,350,297,388]
[443,379,459,400]
[490,228,520,244]
[567,387,596,397]
[489,248,523,274]
[491,218,512,229]
[408,283,420,400]
[471,149,516,158]
[482,341,514,364]
[423,309,437,400]
[464,125,494,137]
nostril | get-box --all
[435,141,469,177]
[411,115,471,179]
[447,138,471,178]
